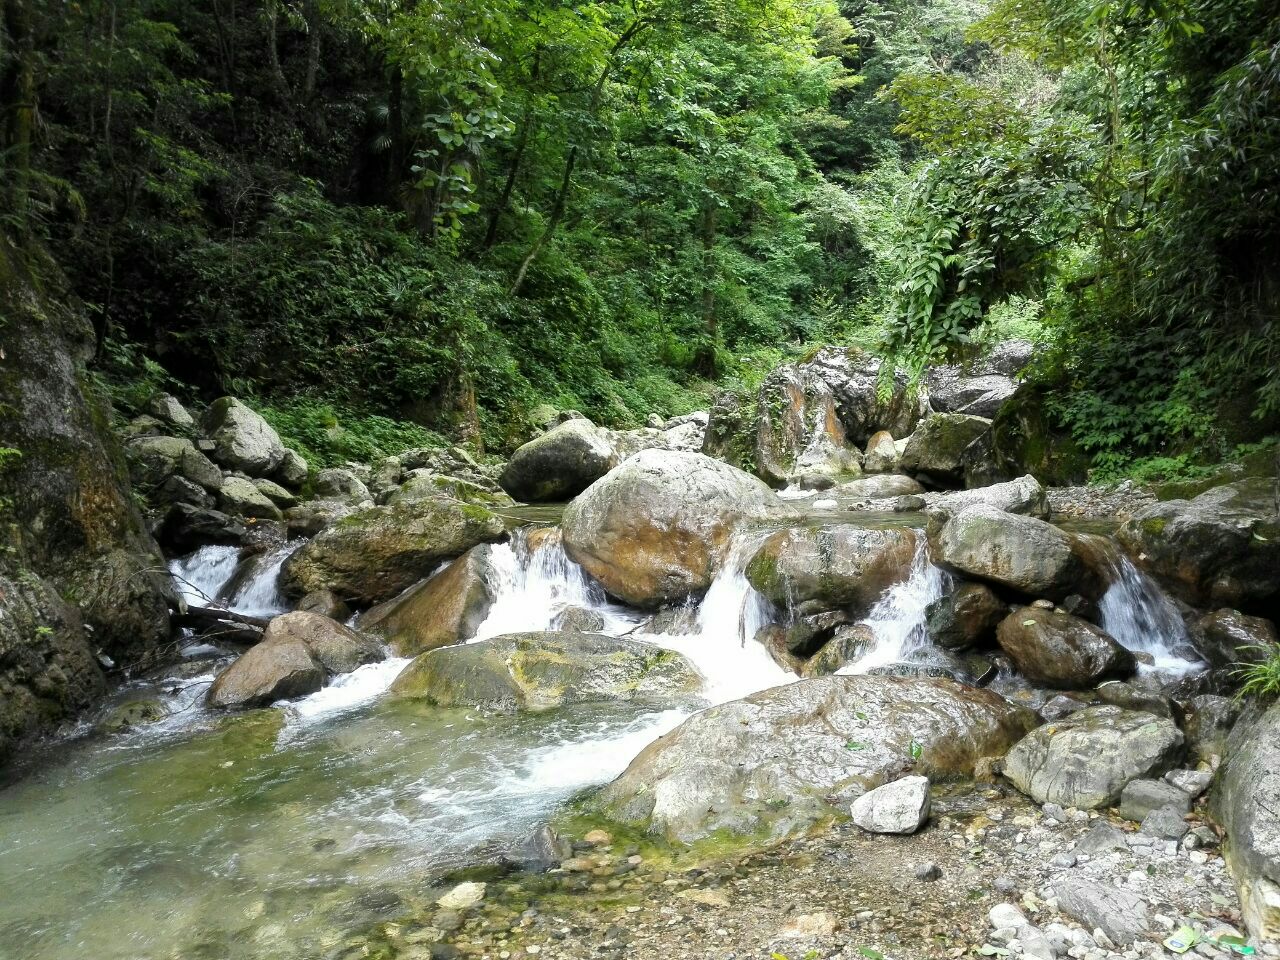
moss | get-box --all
[1141,516,1168,537]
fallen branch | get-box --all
[174,605,271,632]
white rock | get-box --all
[436,881,486,910]
[850,775,931,834]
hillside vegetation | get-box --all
[2,0,1276,474]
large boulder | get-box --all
[900,414,993,489]
[850,775,931,834]
[1211,700,1280,940]
[802,347,926,446]
[753,359,860,487]
[207,640,324,709]
[561,450,792,608]
[201,397,285,476]
[933,504,1089,601]
[926,583,1008,651]
[1118,479,1280,616]
[863,431,901,473]
[996,608,1136,688]
[498,418,618,502]
[259,611,384,674]
[596,674,1035,842]
[701,389,756,473]
[313,467,372,504]
[361,545,497,655]
[925,342,1032,419]
[1003,705,1183,809]
[389,632,702,711]
[387,470,514,509]
[283,498,506,605]
[746,526,918,614]
[207,611,383,709]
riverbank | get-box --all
[359,781,1251,960]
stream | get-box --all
[0,510,1202,959]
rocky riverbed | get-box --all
[357,779,1256,960]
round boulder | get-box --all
[996,607,1136,688]
[934,503,1089,601]
[900,414,993,489]
[925,583,1008,651]
[595,674,1036,842]
[561,450,792,608]
[499,418,618,502]
[201,397,285,476]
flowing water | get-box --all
[1,510,1204,958]
[1097,551,1202,675]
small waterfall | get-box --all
[839,541,950,675]
[1097,551,1202,675]
[472,529,641,640]
[168,545,240,607]
[639,532,794,704]
[224,544,294,619]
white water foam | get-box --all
[636,533,794,704]
[1097,552,1202,675]
[225,544,294,619]
[839,541,950,675]
[283,656,413,727]
[168,544,240,607]
[472,529,640,640]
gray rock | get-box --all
[1074,821,1129,857]
[283,498,355,538]
[274,447,310,489]
[934,503,1089,601]
[146,392,195,430]
[1052,876,1149,946]
[1210,699,1280,940]
[926,367,1018,420]
[914,861,942,882]
[1165,768,1213,798]
[561,450,793,608]
[499,418,619,502]
[1182,694,1240,763]
[252,477,298,508]
[745,525,918,614]
[596,674,1035,842]
[314,467,372,503]
[153,474,215,509]
[1003,705,1184,809]
[218,475,284,521]
[1118,479,1280,614]
[201,397,285,475]
[283,498,505,604]
[207,639,324,709]
[1095,680,1173,719]
[925,583,1008,651]
[830,473,924,500]
[1119,778,1193,823]
[863,431,900,473]
[850,775,931,834]
[126,435,224,493]
[1140,804,1190,841]
[1040,694,1089,722]
[260,610,383,675]
[1196,608,1278,668]
[926,474,1051,520]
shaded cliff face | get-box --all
[0,239,172,762]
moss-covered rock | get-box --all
[964,385,1090,488]
[1118,478,1280,616]
[746,525,918,615]
[900,413,993,489]
[218,475,284,520]
[499,418,619,502]
[389,632,703,711]
[283,497,506,604]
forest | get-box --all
[2,0,1278,475]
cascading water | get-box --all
[839,540,950,674]
[168,544,240,607]
[1097,551,1202,675]
[223,543,294,619]
[472,528,641,640]
[638,531,794,704]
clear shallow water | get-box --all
[0,697,685,960]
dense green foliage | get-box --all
[1,0,1275,470]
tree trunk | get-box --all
[509,20,647,296]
